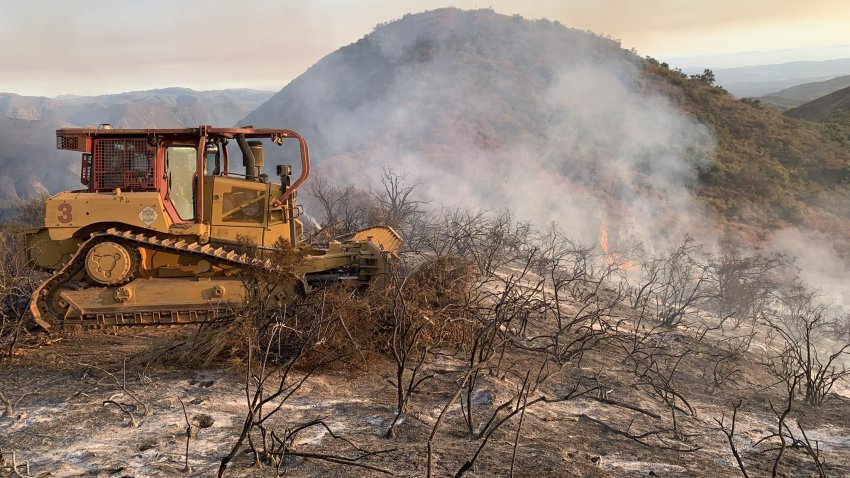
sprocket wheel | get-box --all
[84,241,140,286]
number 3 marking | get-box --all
[58,203,73,223]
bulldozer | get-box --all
[22,125,401,330]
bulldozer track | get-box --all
[30,228,308,329]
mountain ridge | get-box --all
[0,87,274,127]
[0,87,274,201]
[685,57,850,97]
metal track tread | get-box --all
[28,228,338,329]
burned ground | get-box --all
[2,290,848,477]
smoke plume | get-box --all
[246,8,716,250]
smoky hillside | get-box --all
[244,8,718,247]
[243,8,850,256]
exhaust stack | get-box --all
[236,136,264,180]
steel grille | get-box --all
[56,134,79,150]
[92,139,156,191]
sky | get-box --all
[2,0,849,97]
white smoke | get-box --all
[769,228,850,307]
[252,9,717,251]
[249,9,849,310]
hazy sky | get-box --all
[2,0,849,96]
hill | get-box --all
[785,85,850,126]
[243,8,850,253]
[244,8,711,247]
[759,75,850,110]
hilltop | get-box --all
[245,8,709,247]
[243,7,850,250]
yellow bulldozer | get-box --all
[23,125,400,330]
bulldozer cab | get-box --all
[56,125,309,248]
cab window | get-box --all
[166,146,197,220]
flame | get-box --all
[599,223,610,255]
[599,222,637,271]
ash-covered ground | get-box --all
[2,305,848,478]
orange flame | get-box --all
[599,223,610,255]
[599,223,637,271]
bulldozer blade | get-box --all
[352,226,403,255]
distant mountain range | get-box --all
[0,88,273,128]
[0,88,273,201]
[684,58,850,97]
[668,44,850,70]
